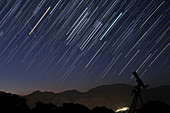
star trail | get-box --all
[0,0,169,94]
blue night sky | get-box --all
[0,0,169,94]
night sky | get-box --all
[0,0,169,94]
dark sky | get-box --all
[0,0,169,94]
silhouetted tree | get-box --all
[32,101,58,113]
[0,93,30,113]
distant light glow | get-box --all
[116,107,129,112]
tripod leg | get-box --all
[138,95,144,105]
[138,95,148,113]
[132,95,138,113]
[128,94,138,113]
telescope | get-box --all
[128,71,149,113]
[132,71,148,89]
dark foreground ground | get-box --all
[0,92,170,113]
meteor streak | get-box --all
[29,7,51,35]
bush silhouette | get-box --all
[0,93,30,113]
[32,101,58,113]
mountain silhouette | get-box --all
[1,84,170,113]
[25,84,170,110]
[25,84,134,110]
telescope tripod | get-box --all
[128,86,144,113]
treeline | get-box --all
[0,92,170,113]
[0,92,114,113]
